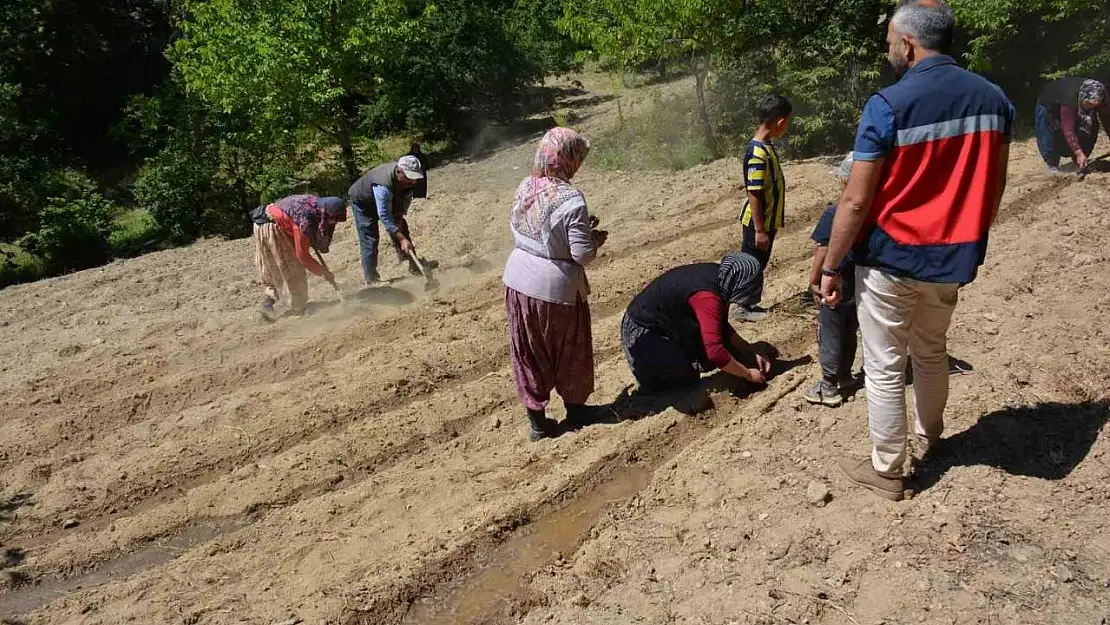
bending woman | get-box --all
[1035,78,1109,172]
[252,194,346,320]
[621,252,772,391]
[504,127,608,442]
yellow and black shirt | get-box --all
[740,139,786,232]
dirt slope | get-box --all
[0,76,1107,625]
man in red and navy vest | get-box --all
[819,0,1015,501]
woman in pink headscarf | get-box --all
[503,127,609,441]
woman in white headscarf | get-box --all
[503,127,608,441]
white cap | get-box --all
[397,155,425,180]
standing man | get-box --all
[819,0,1014,501]
[348,155,425,284]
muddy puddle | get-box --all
[0,517,249,619]
[402,462,654,625]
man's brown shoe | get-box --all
[837,456,907,501]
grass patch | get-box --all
[109,209,161,258]
[0,243,43,288]
[590,90,713,171]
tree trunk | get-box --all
[328,0,359,183]
[692,54,718,159]
[336,100,358,183]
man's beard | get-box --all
[889,53,910,78]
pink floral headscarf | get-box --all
[510,127,591,242]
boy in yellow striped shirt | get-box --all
[735,94,792,323]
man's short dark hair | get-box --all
[758,94,793,124]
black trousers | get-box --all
[741,223,777,303]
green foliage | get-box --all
[131,146,220,244]
[951,0,1107,71]
[18,173,117,274]
[712,0,887,157]
[109,210,160,258]
[0,244,42,288]
[0,0,1108,289]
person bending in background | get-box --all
[504,127,609,442]
[1035,78,1109,173]
[735,94,793,323]
[621,252,773,392]
[347,155,429,284]
[250,195,347,321]
[804,153,859,407]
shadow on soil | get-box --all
[0,493,33,522]
[351,286,417,307]
[914,399,1110,494]
[573,345,812,432]
[301,286,418,315]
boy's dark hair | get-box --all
[757,94,793,124]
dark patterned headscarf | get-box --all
[1077,80,1107,135]
[274,195,347,252]
[717,252,764,307]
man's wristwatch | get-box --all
[820,268,841,278]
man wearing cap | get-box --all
[348,155,426,283]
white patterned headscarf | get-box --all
[509,127,590,242]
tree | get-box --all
[173,0,427,182]
[560,0,821,158]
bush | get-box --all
[0,244,42,288]
[19,189,117,275]
[131,147,220,244]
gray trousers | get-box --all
[818,302,858,385]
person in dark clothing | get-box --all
[621,252,773,392]
[804,153,859,407]
[406,142,430,199]
[1035,78,1109,172]
[347,156,426,283]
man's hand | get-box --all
[755,230,771,251]
[592,229,609,248]
[1076,152,1089,170]
[820,272,843,308]
[589,215,600,229]
[396,235,413,255]
[810,284,822,306]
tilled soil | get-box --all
[0,76,1107,625]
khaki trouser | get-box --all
[254,223,308,312]
[857,266,959,476]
